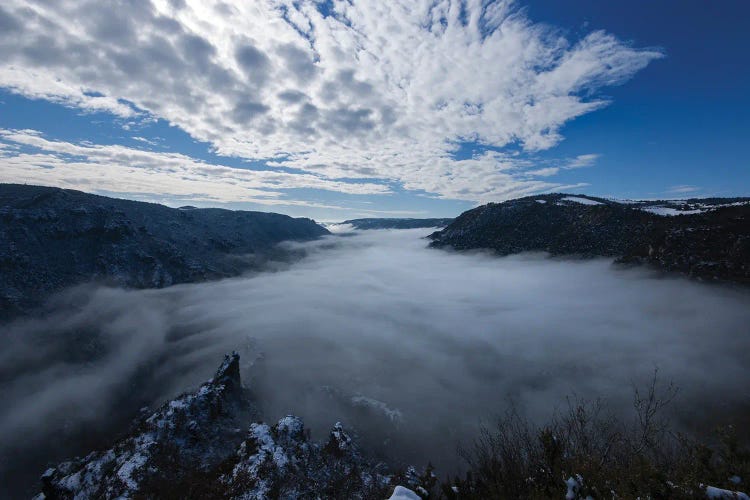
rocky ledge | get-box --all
[35,353,425,499]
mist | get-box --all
[2,228,749,494]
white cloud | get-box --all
[666,184,700,195]
[565,153,600,169]
[0,129,390,205]
[132,136,159,146]
[0,0,662,203]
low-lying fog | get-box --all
[2,228,749,494]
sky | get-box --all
[0,0,747,220]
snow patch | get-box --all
[705,485,750,499]
[277,415,304,437]
[117,452,148,490]
[388,485,421,500]
[560,196,602,205]
[565,475,580,500]
[642,206,704,216]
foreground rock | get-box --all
[0,184,329,318]
[429,193,750,284]
[36,353,401,499]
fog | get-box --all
[2,228,749,494]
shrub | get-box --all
[438,370,749,499]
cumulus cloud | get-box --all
[0,0,662,203]
[1,229,748,492]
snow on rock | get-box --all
[328,421,354,454]
[224,416,391,498]
[564,474,594,500]
[38,353,395,499]
[40,352,249,499]
[704,485,750,499]
[560,196,602,205]
[387,485,422,499]
[565,475,581,500]
[535,199,547,204]
[642,200,750,216]
[642,206,705,216]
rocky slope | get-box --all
[0,184,329,318]
[35,353,417,499]
[342,218,453,230]
[429,193,750,284]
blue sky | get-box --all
[0,0,747,220]
[526,0,750,200]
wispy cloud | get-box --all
[0,1,661,203]
[565,154,600,169]
[666,184,700,195]
[524,154,600,178]
[131,136,160,146]
[0,128,389,206]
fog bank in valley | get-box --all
[1,229,749,494]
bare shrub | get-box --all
[439,370,749,499]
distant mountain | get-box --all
[0,184,329,318]
[429,193,750,284]
[342,218,454,230]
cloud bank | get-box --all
[1,229,748,494]
[0,0,662,204]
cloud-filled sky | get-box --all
[0,0,747,219]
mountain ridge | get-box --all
[0,184,329,318]
[429,193,750,284]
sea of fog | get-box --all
[1,228,749,494]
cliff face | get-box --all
[429,194,750,284]
[0,184,329,317]
[37,353,396,499]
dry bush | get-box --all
[435,370,750,499]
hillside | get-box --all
[0,184,329,318]
[428,193,750,284]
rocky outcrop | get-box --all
[428,194,750,284]
[0,184,329,318]
[35,354,399,499]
